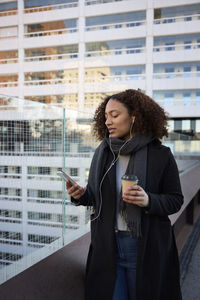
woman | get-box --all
[66,89,183,300]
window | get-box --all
[197,66,200,77]
[174,120,182,132]
[182,120,191,131]
[154,4,200,19]
[86,11,146,27]
[0,252,22,262]
[0,209,22,218]
[184,16,192,21]
[196,92,200,105]
[183,66,191,77]
[28,211,62,223]
[184,41,191,50]
[24,0,77,9]
[165,42,175,51]
[165,67,174,78]
[0,1,17,11]
[196,120,200,132]
[69,168,79,177]
[114,48,122,55]
[164,93,174,106]
[183,92,191,106]
[167,120,174,132]
[28,234,57,244]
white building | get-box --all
[0,0,200,268]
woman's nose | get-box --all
[105,116,112,126]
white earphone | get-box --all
[91,118,135,222]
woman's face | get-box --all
[105,98,135,140]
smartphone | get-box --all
[57,169,76,185]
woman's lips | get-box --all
[108,128,116,134]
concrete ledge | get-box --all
[0,233,90,300]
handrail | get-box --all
[0,9,17,17]
[24,1,78,13]
[85,74,145,82]
[154,13,200,24]
[24,27,78,38]
[85,46,146,57]
[0,34,17,39]
[24,78,78,85]
[153,42,200,52]
[0,58,18,64]
[153,71,200,79]
[24,53,78,62]
[85,19,146,31]
[85,0,126,5]
[156,99,200,106]
[0,81,18,87]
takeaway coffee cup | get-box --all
[121,174,138,194]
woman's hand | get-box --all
[123,185,149,207]
[66,180,85,200]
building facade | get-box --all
[0,0,200,268]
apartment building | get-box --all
[0,0,200,268]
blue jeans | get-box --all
[112,231,138,300]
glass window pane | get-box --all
[86,11,146,27]
[182,120,190,130]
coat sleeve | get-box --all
[71,184,95,207]
[146,149,184,216]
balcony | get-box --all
[85,20,146,42]
[85,46,146,67]
[153,72,200,90]
[23,2,78,24]
[23,78,78,96]
[153,42,200,63]
[0,10,18,27]
[0,96,199,299]
[24,53,79,73]
[85,0,146,17]
[23,28,79,49]
[84,74,146,93]
[153,13,200,36]
[0,82,19,96]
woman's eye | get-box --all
[113,115,118,118]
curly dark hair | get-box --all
[93,89,169,140]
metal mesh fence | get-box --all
[0,95,97,283]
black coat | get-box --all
[72,139,183,300]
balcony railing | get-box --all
[23,1,78,14]
[0,58,18,64]
[24,78,78,86]
[0,95,95,283]
[153,42,200,52]
[0,9,17,17]
[85,19,146,31]
[157,99,200,107]
[24,53,78,62]
[153,71,200,79]
[85,74,145,82]
[24,28,78,38]
[85,0,129,5]
[0,81,18,88]
[85,46,145,57]
[154,13,200,25]
[0,33,17,39]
